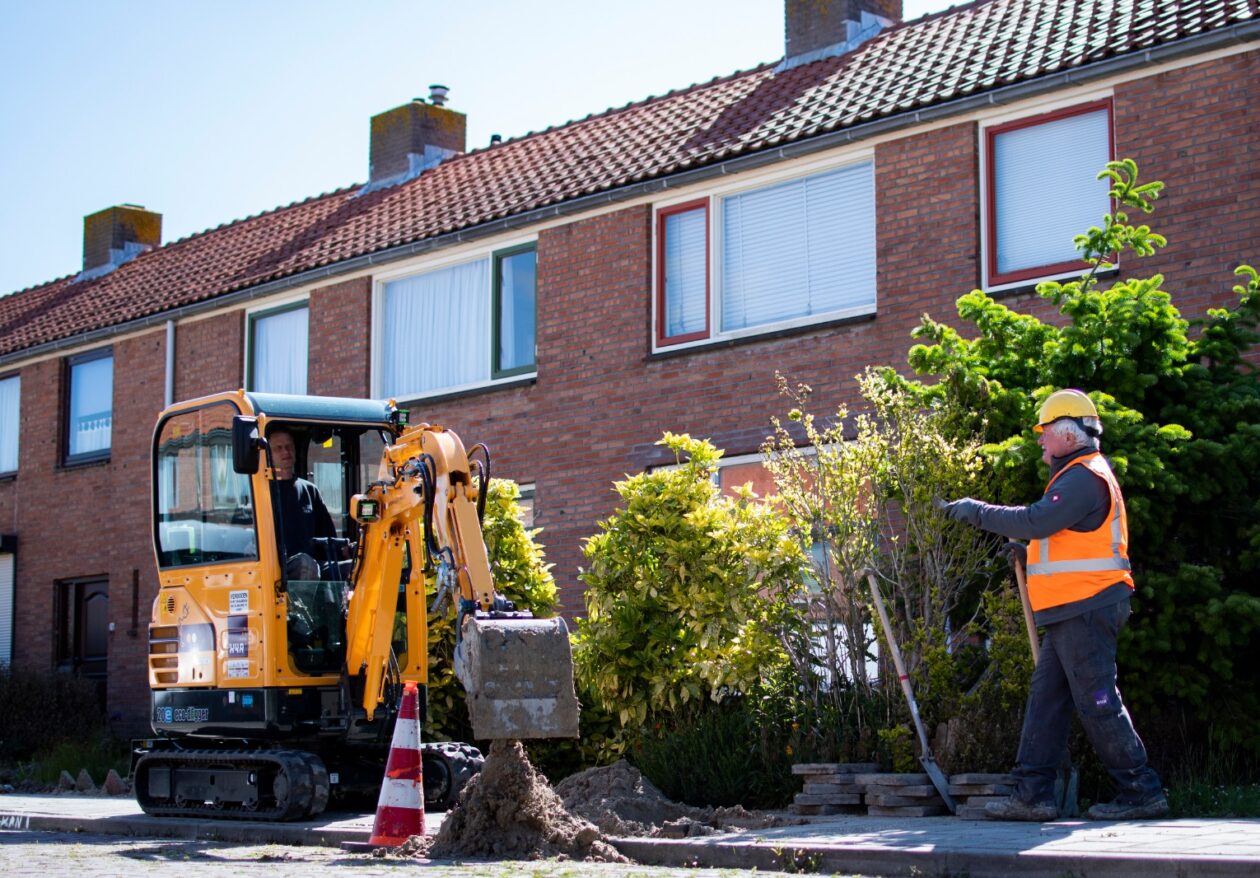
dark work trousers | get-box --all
[1013,597,1164,806]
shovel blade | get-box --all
[919,756,957,814]
[454,615,580,740]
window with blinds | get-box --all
[986,100,1114,287]
[654,160,876,349]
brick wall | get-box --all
[175,311,243,401]
[309,276,371,397]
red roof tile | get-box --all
[2,0,1256,359]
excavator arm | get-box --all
[344,422,579,740]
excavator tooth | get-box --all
[455,615,580,740]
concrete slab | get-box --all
[1,793,1258,877]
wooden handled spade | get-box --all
[864,569,956,814]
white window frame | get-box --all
[652,151,878,354]
[244,295,310,394]
[371,237,538,401]
[979,93,1116,293]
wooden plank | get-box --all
[955,805,994,820]
[790,803,856,815]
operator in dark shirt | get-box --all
[268,427,337,580]
[941,389,1167,821]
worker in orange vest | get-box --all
[941,389,1167,821]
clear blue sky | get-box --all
[0,0,954,296]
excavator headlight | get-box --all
[391,407,410,431]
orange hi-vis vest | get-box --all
[1026,452,1134,612]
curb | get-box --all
[610,835,1255,878]
[1,811,371,847]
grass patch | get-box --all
[1168,782,1260,818]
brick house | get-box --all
[0,0,1256,733]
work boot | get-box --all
[984,797,1059,821]
[1084,794,1169,820]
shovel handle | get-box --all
[1010,555,1039,666]
[865,571,930,757]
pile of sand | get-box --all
[427,740,628,862]
[555,759,796,838]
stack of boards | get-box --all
[791,764,1017,819]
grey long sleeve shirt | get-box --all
[953,445,1131,624]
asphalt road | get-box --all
[0,831,859,878]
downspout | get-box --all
[164,320,175,408]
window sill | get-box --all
[648,311,877,361]
[59,454,111,472]
[393,373,536,406]
[985,265,1119,300]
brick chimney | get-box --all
[782,0,902,71]
[367,86,466,189]
[79,204,162,279]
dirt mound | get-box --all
[555,759,797,838]
[428,740,627,862]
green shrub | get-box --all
[0,667,107,764]
[575,433,807,742]
[28,736,130,786]
[633,697,796,809]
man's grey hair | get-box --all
[1047,416,1102,446]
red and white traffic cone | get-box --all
[367,680,425,846]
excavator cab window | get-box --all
[154,403,258,568]
[281,424,389,675]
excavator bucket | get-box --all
[454,615,580,740]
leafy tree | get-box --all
[902,159,1260,754]
[574,432,807,739]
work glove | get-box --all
[1003,540,1028,568]
[936,497,982,527]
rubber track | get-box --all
[134,749,329,822]
[421,741,483,812]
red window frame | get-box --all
[655,198,711,346]
[985,98,1115,287]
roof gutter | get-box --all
[4,19,1258,370]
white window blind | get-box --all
[0,553,12,665]
[993,108,1111,276]
[251,306,308,394]
[721,162,875,333]
[381,259,489,398]
[0,376,18,473]
[662,207,707,338]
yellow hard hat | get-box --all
[1034,389,1099,433]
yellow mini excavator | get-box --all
[131,391,579,821]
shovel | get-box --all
[1007,544,1079,818]
[864,570,956,814]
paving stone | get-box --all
[862,783,940,797]
[801,782,863,795]
[793,793,863,806]
[948,783,1016,796]
[868,804,949,817]
[949,773,1015,784]
[866,792,947,807]
[854,773,931,786]
[791,762,880,775]
[789,803,857,815]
